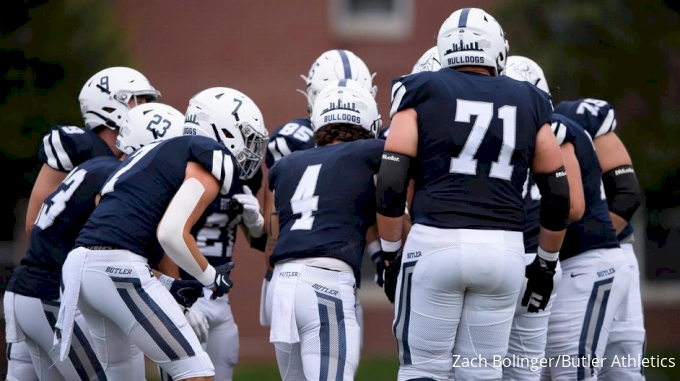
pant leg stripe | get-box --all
[112,277,195,360]
[577,277,614,380]
[316,292,346,381]
[6,343,11,361]
[393,262,416,365]
[42,304,92,381]
[72,321,107,380]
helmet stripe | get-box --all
[338,79,348,87]
[337,50,352,79]
[458,8,471,28]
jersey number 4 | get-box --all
[289,164,321,231]
[450,100,516,181]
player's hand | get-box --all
[183,306,209,343]
[521,255,557,313]
[382,252,402,304]
[232,186,264,236]
[371,251,386,287]
[211,262,234,299]
[169,279,204,308]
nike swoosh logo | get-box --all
[571,273,587,278]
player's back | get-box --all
[552,114,619,260]
[269,138,384,273]
[76,135,239,265]
[39,125,115,172]
[265,117,316,169]
[392,69,553,231]
[7,156,121,300]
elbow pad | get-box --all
[534,166,570,231]
[376,152,412,218]
[602,165,641,221]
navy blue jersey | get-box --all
[6,157,121,300]
[269,139,384,277]
[554,98,633,241]
[76,136,240,265]
[522,173,541,253]
[265,118,316,169]
[390,70,553,230]
[38,126,115,172]
[551,114,619,260]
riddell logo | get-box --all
[382,154,400,162]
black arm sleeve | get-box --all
[534,166,571,231]
[376,152,411,218]
[602,165,641,221]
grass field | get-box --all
[146,352,679,381]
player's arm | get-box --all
[376,108,417,260]
[264,187,278,273]
[156,253,181,278]
[594,133,642,234]
[560,142,585,222]
[157,162,227,291]
[26,164,67,234]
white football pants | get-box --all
[267,259,361,381]
[541,247,631,381]
[394,225,525,381]
[61,247,214,381]
[599,241,646,381]
[6,341,38,381]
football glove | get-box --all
[169,279,204,308]
[183,306,209,343]
[521,255,558,313]
[232,186,265,237]
[383,251,402,304]
[211,262,235,300]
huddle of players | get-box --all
[2,6,646,381]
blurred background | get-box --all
[1,0,679,379]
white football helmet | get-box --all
[116,103,185,155]
[437,8,509,76]
[184,87,268,180]
[411,46,442,74]
[310,79,382,138]
[79,67,161,130]
[299,49,377,113]
[504,55,550,94]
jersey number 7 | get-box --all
[450,100,516,181]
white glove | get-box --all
[232,186,264,237]
[183,306,209,343]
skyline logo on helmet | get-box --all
[445,39,485,55]
[319,96,361,115]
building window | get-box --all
[329,0,414,41]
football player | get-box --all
[376,8,570,381]
[501,56,581,380]
[7,66,160,381]
[4,103,185,381]
[555,98,645,380]
[265,79,383,380]
[260,49,377,338]
[55,88,268,381]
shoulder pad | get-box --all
[38,126,92,172]
[389,72,432,118]
[555,98,616,138]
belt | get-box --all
[83,245,121,251]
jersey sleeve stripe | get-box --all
[551,122,567,146]
[221,154,234,195]
[596,108,616,137]
[42,134,59,170]
[268,140,283,162]
[389,81,406,118]
[275,137,292,157]
[51,130,75,171]
[211,150,224,183]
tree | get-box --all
[0,0,130,240]
[494,0,680,189]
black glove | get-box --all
[371,251,386,287]
[169,279,205,308]
[211,262,235,300]
[521,255,557,313]
[382,251,402,304]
